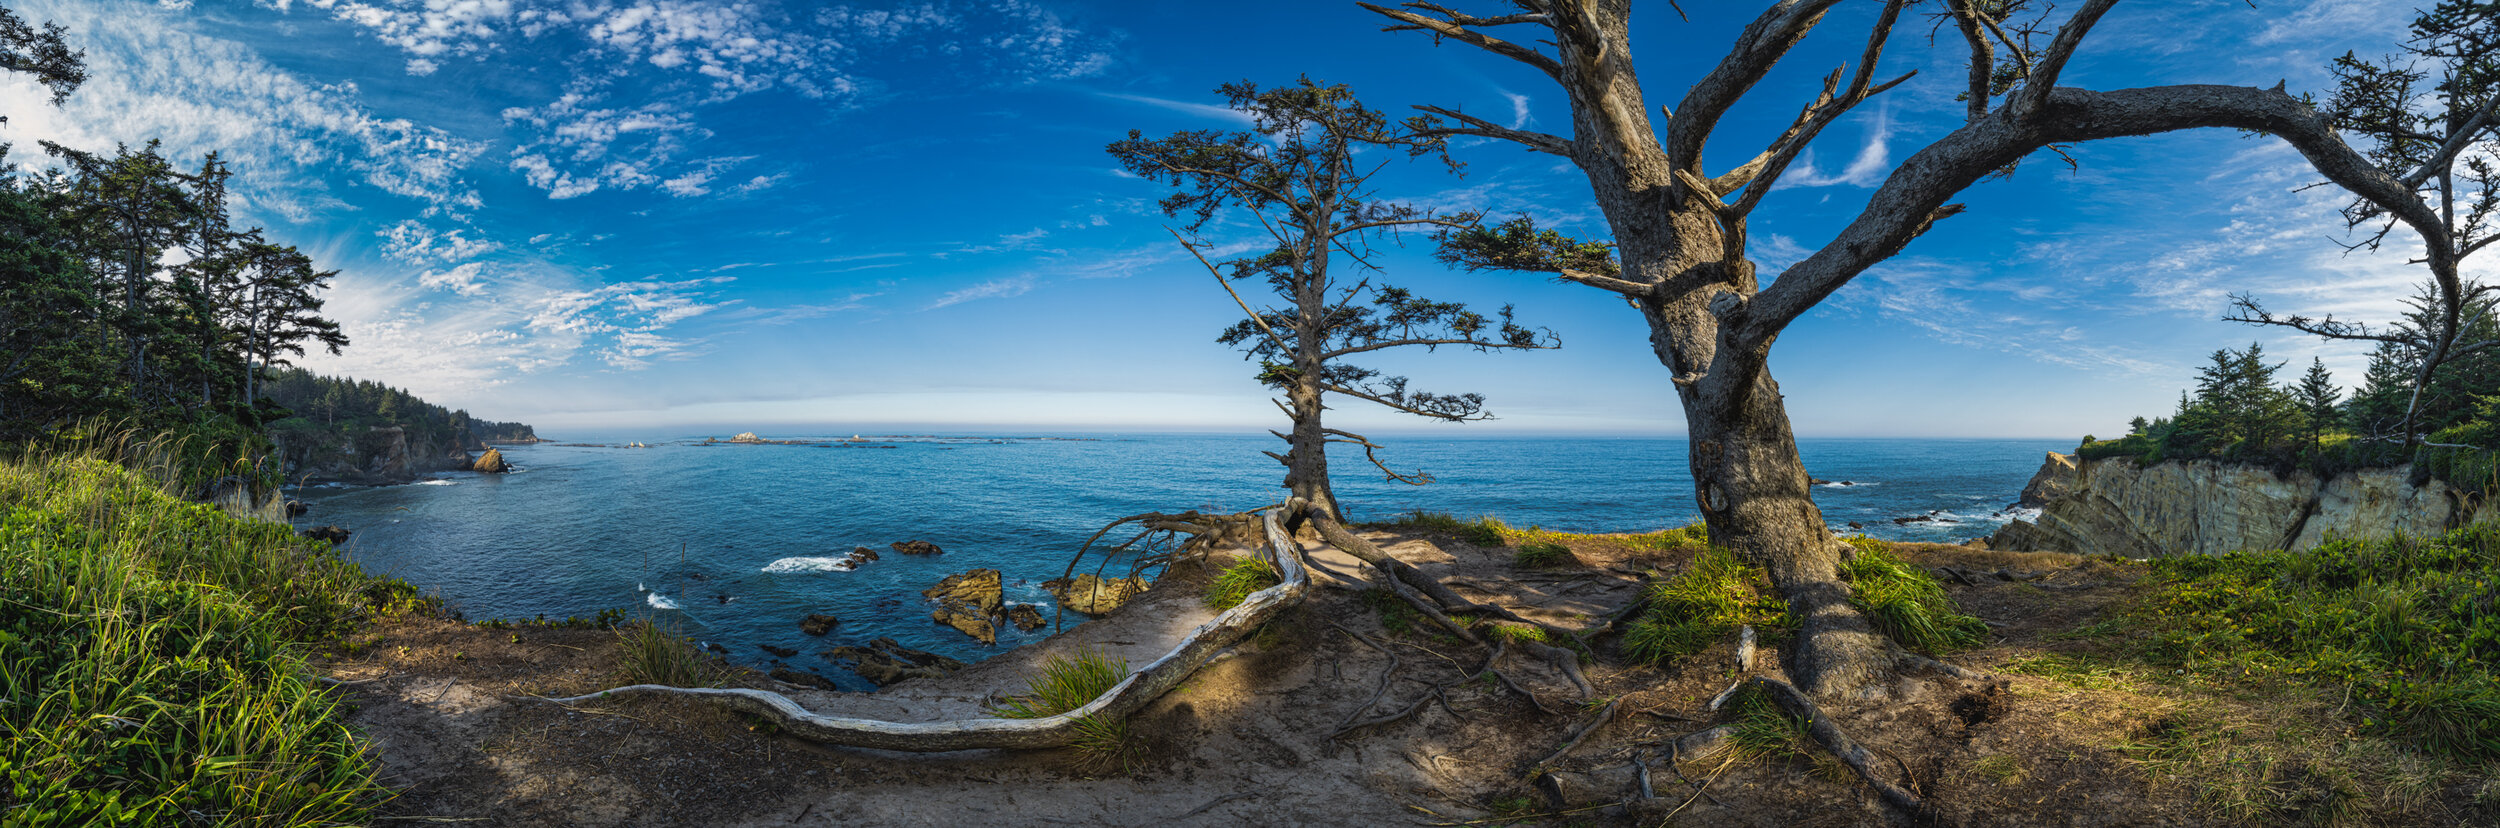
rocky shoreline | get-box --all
[1989,451,2492,557]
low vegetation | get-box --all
[2119,525,2500,761]
[0,449,420,825]
[617,617,726,687]
[1624,546,1790,664]
[989,650,1132,767]
[1202,555,1280,611]
[1511,541,1572,569]
[1838,539,1990,655]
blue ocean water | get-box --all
[290,434,2057,688]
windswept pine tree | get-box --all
[1108,79,1568,522]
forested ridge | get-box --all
[0,13,528,484]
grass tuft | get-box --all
[1512,541,1574,569]
[1380,510,1506,546]
[617,617,726,687]
[1202,555,1280,610]
[990,649,1133,768]
[1623,546,1790,665]
[1836,538,1989,654]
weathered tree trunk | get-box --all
[1281,379,1341,522]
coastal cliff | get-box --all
[1990,452,2495,557]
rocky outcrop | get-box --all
[1004,603,1047,632]
[890,539,943,556]
[921,569,1002,611]
[276,423,506,484]
[822,637,967,687]
[300,525,352,545]
[472,447,510,473]
[2015,452,2079,508]
[923,569,1004,644]
[1990,455,2496,558]
[1043,574,1149,616]
[799,614,841,636]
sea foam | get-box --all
[415,479,457,486]
[762,556,858,574]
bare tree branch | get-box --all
[1357,2,1563,81]
[1411,104,1574,157]
[1743,85,2443,350]
[2012,0,2118,115]
[1668,0,1849,173]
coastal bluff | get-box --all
[1990,452,2496,558]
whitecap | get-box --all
[415,479,457,486]
[762,556,859,574]
[646,591,682,610]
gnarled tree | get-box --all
[2228,2,2500,448]
[1367,0,2443,709]
[1107,79,1565,522]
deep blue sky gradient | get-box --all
[0,0,2427,438]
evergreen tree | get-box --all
[2295,357,2341,449]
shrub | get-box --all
[1202,555,1280,610]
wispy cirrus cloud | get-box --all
[927,275,1034,309]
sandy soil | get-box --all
[322,528,2439,827]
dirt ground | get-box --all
[319,528,2474,827]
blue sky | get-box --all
[0,0,2429,438]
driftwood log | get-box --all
[538,509,1310,751]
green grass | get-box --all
[989,650,1133,767]
[0,449,420,826]
[1836,539,1989,654]
[1378,510,1505,546]
[618,617,725,687]
[1202,555,1280,611]
[1623,546,1790,664]
[2121,524,2500,762]
[1512,541,1573,569]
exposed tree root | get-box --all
[536,509,1309,752]
[1739,676,1937,825]
[1531,697,1622,770]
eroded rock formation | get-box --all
[1991,452,2494,557]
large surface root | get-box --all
[537,509,1309,752]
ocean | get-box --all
[288,433,2058,689]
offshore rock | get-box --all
[799,613,841,636]
[300,525,352,545]
[823,637,967,687]
[931,601,997,645]
[1043,574,1149,617]
[1991,455,2500,557]
[1004,603,1047,632]
[890,539,943,556]
[473,447,511,473]
[921,568,1003,611]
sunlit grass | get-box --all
[0,446,419,825]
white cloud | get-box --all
[378,219,498,265]
[417,260,491,295]
[1777,104,1892,190]
[0,1,487,217]
[1501,91,1530,129]
[928,275,1035,309]
[1096,91,1255,126]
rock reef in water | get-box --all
[1991,451,2498,557]
[923,569,1004,644]
[1043,574,1148,616]
[822,637,967,687]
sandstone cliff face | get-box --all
[1991,453,2495,557]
